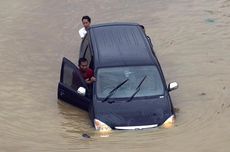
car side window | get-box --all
[80,34,89,58]
[80,34,94,69]
[84,46,93,68]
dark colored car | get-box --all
[58,23,178,132]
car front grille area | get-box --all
[115,124,158,130]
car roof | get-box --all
[88,23,157,68]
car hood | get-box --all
[93,94,174,129]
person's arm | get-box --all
[79,28,86,39]
[85,69,96,84]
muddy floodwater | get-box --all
[0,0,230,151]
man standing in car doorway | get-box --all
[78,58,96,84]
[79,15,91,39]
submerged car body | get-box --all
[58,23,178,131]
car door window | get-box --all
[61,57,88,91]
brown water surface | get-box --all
[0,0,230,151]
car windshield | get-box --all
[96,65,164,99]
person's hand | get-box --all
[90,76,96,82]
[85,76,96,84]
[85,78,91,84]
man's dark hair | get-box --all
[78,58,88,66]
[82,16,91,23]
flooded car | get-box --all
[57,23,178,132]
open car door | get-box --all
[58,57,90,111]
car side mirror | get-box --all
[77,87,86,96]
[168,82,178,91]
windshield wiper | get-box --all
[102,78,129,102]
[127,75,147,102]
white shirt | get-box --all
[79,27,87,39]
